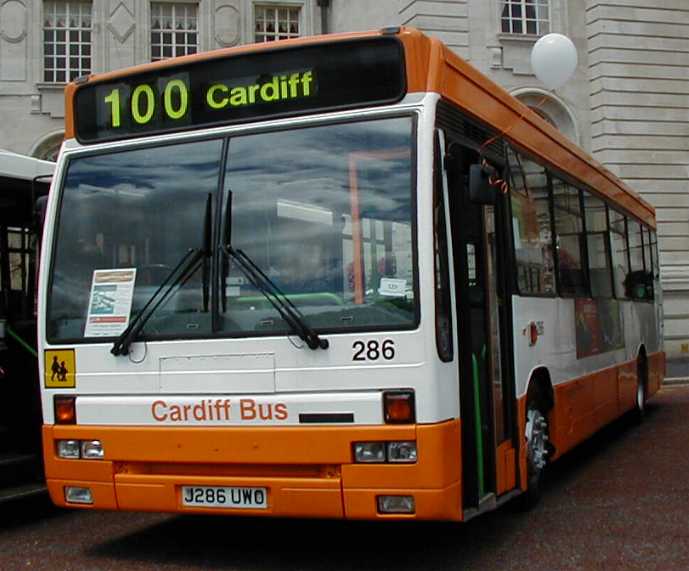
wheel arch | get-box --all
[524,366,554,413]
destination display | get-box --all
[74,37,406,143]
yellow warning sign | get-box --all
[44,349,76,389]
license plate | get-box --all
[181,486,268,509]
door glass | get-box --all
[484,206,505,443]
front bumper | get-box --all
[43,420,462,520]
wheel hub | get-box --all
[525,409,549,470]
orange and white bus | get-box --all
[39,27,664,520]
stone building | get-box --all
[0,0,687,370]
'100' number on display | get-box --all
[103,80,188,128]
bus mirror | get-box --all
[469,163,497,205]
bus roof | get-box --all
[0,150,55,181]
[62,27,654,228]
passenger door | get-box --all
[442,135,517,513]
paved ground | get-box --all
[2,385,689,571]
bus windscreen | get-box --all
[74,37,406,143]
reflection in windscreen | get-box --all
[47,116,416,343]
[223,117,416,335]
[47,140,222,341]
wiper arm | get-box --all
[112,193,214,356]
[111,247,205,356]
[223,245,329,350]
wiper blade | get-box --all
[111,248,205,356]
[112,193,214,356]
[223,245,329,350]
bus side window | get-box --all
[608,208,629,300]
[507,147,555,296]
[433,132,453,362]
[627,220,647,300]
[650,230,660,282]
[643,226,654,300]
[583,190,613,298]
[552,178,587,297]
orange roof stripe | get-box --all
[63,26,654,228]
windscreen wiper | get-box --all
[223,245,329,350]
[111,194,213,356]
[111,247,205,356]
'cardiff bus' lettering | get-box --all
[150,398,289,423]
[151,399,232,422]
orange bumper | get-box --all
[43,420,462,521]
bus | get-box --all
[0,150,53,503]
[38,27,664,521]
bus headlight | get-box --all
[387,441,417,463]
[56,440,81,459]
[81,440,104,459]
[353,442,386,463]
[353,441,417,463]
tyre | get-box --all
[519,405,549,510]
[632,358,647,423]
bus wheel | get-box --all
[519,405,549,509]
[633,359,647,423]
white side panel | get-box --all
[513,295,659,397]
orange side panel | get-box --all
[617,361,637,413]
[592,367,619,428]
[495,441,516,495]
[548,358,645,460]
[647,351,666,397]
[551,375,594,458]
[517,397,527,492]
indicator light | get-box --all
[383,390,415,424]
[54,396,76,425]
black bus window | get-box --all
[584,191,613,298]
[608,208,629,299]
[508,148,554,296]
[553,179,586,297]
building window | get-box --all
[501,0,550,35]
[43,1,92,83]
[151,2,198,61]
[255,5,300,42]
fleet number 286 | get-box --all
[352,339,395,361]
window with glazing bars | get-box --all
[151,2,198,61]
[43,1,92,82]
[501,0,550,35]
[255,5,300,42]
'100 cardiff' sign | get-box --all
[74,38,405,143]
